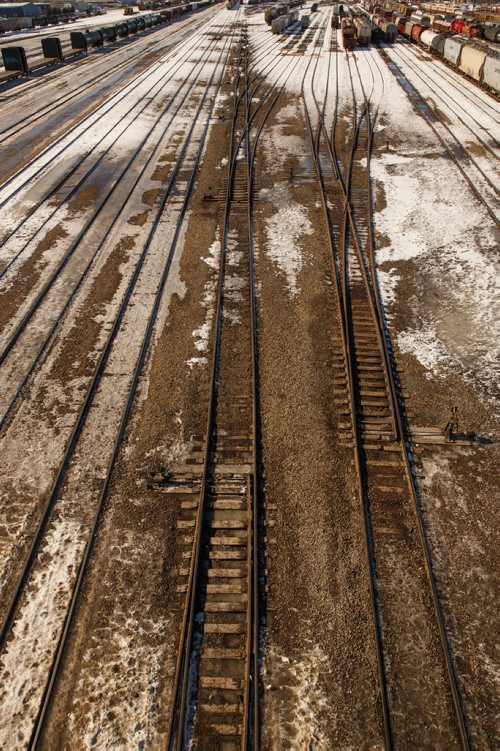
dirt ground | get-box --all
[0,9,498,749]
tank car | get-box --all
[459,45,487,82]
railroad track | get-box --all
[0,17,238,744]
[302,31,472,750]
[0,14,314,743]
[0,9,225,198]
[377,45,499,225]
[0,7,218,143]
[0,23,283,435]
[166,17,327,747]
[393,40,500,148]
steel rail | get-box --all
[0,39,221,278]
[25,22,237,748]
[0,31,284,439]
[362,47,473,751]
[347,46,472,751]
[310,50,400,443]
[302,66,396,751]
[0,37,234,373]
[166,38,248,750]
[0,19,223,257]
[0,25,281,436]
[0,14,236,663]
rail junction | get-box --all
[0,2,498,748]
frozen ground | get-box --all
[0,4,498,747]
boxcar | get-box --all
[443,36,465,66]
[379,19,397,42]
[459,44,487,81]
[482,54,500,93]
[354,17,371,44]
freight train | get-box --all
[361,0,500,93]
[265,1,302,25]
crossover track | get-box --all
[166,18,322,748]
[303,28,471,751]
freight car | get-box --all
[341,18,356,49]
[378,18,397,41]
[331,13,338,29]
[483,54,500,92]
[420,28,446,55]
[301,14,310,29]
[459,44,487,82]
[353,16,371,44]
[484,24,500,43]
[403,23,500,94]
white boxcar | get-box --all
[459,44,487,81]
[420,29,447,55]
[482,54,500,94]
[271,16,286,33]
[354,17,371,44]
[443,35,466,66]
[380,20,397,42]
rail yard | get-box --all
[0,0,498,748]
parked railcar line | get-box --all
[403,42,500,122]
[0,19,238,748]
[377,46,499,225]
[303,31,472,750]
